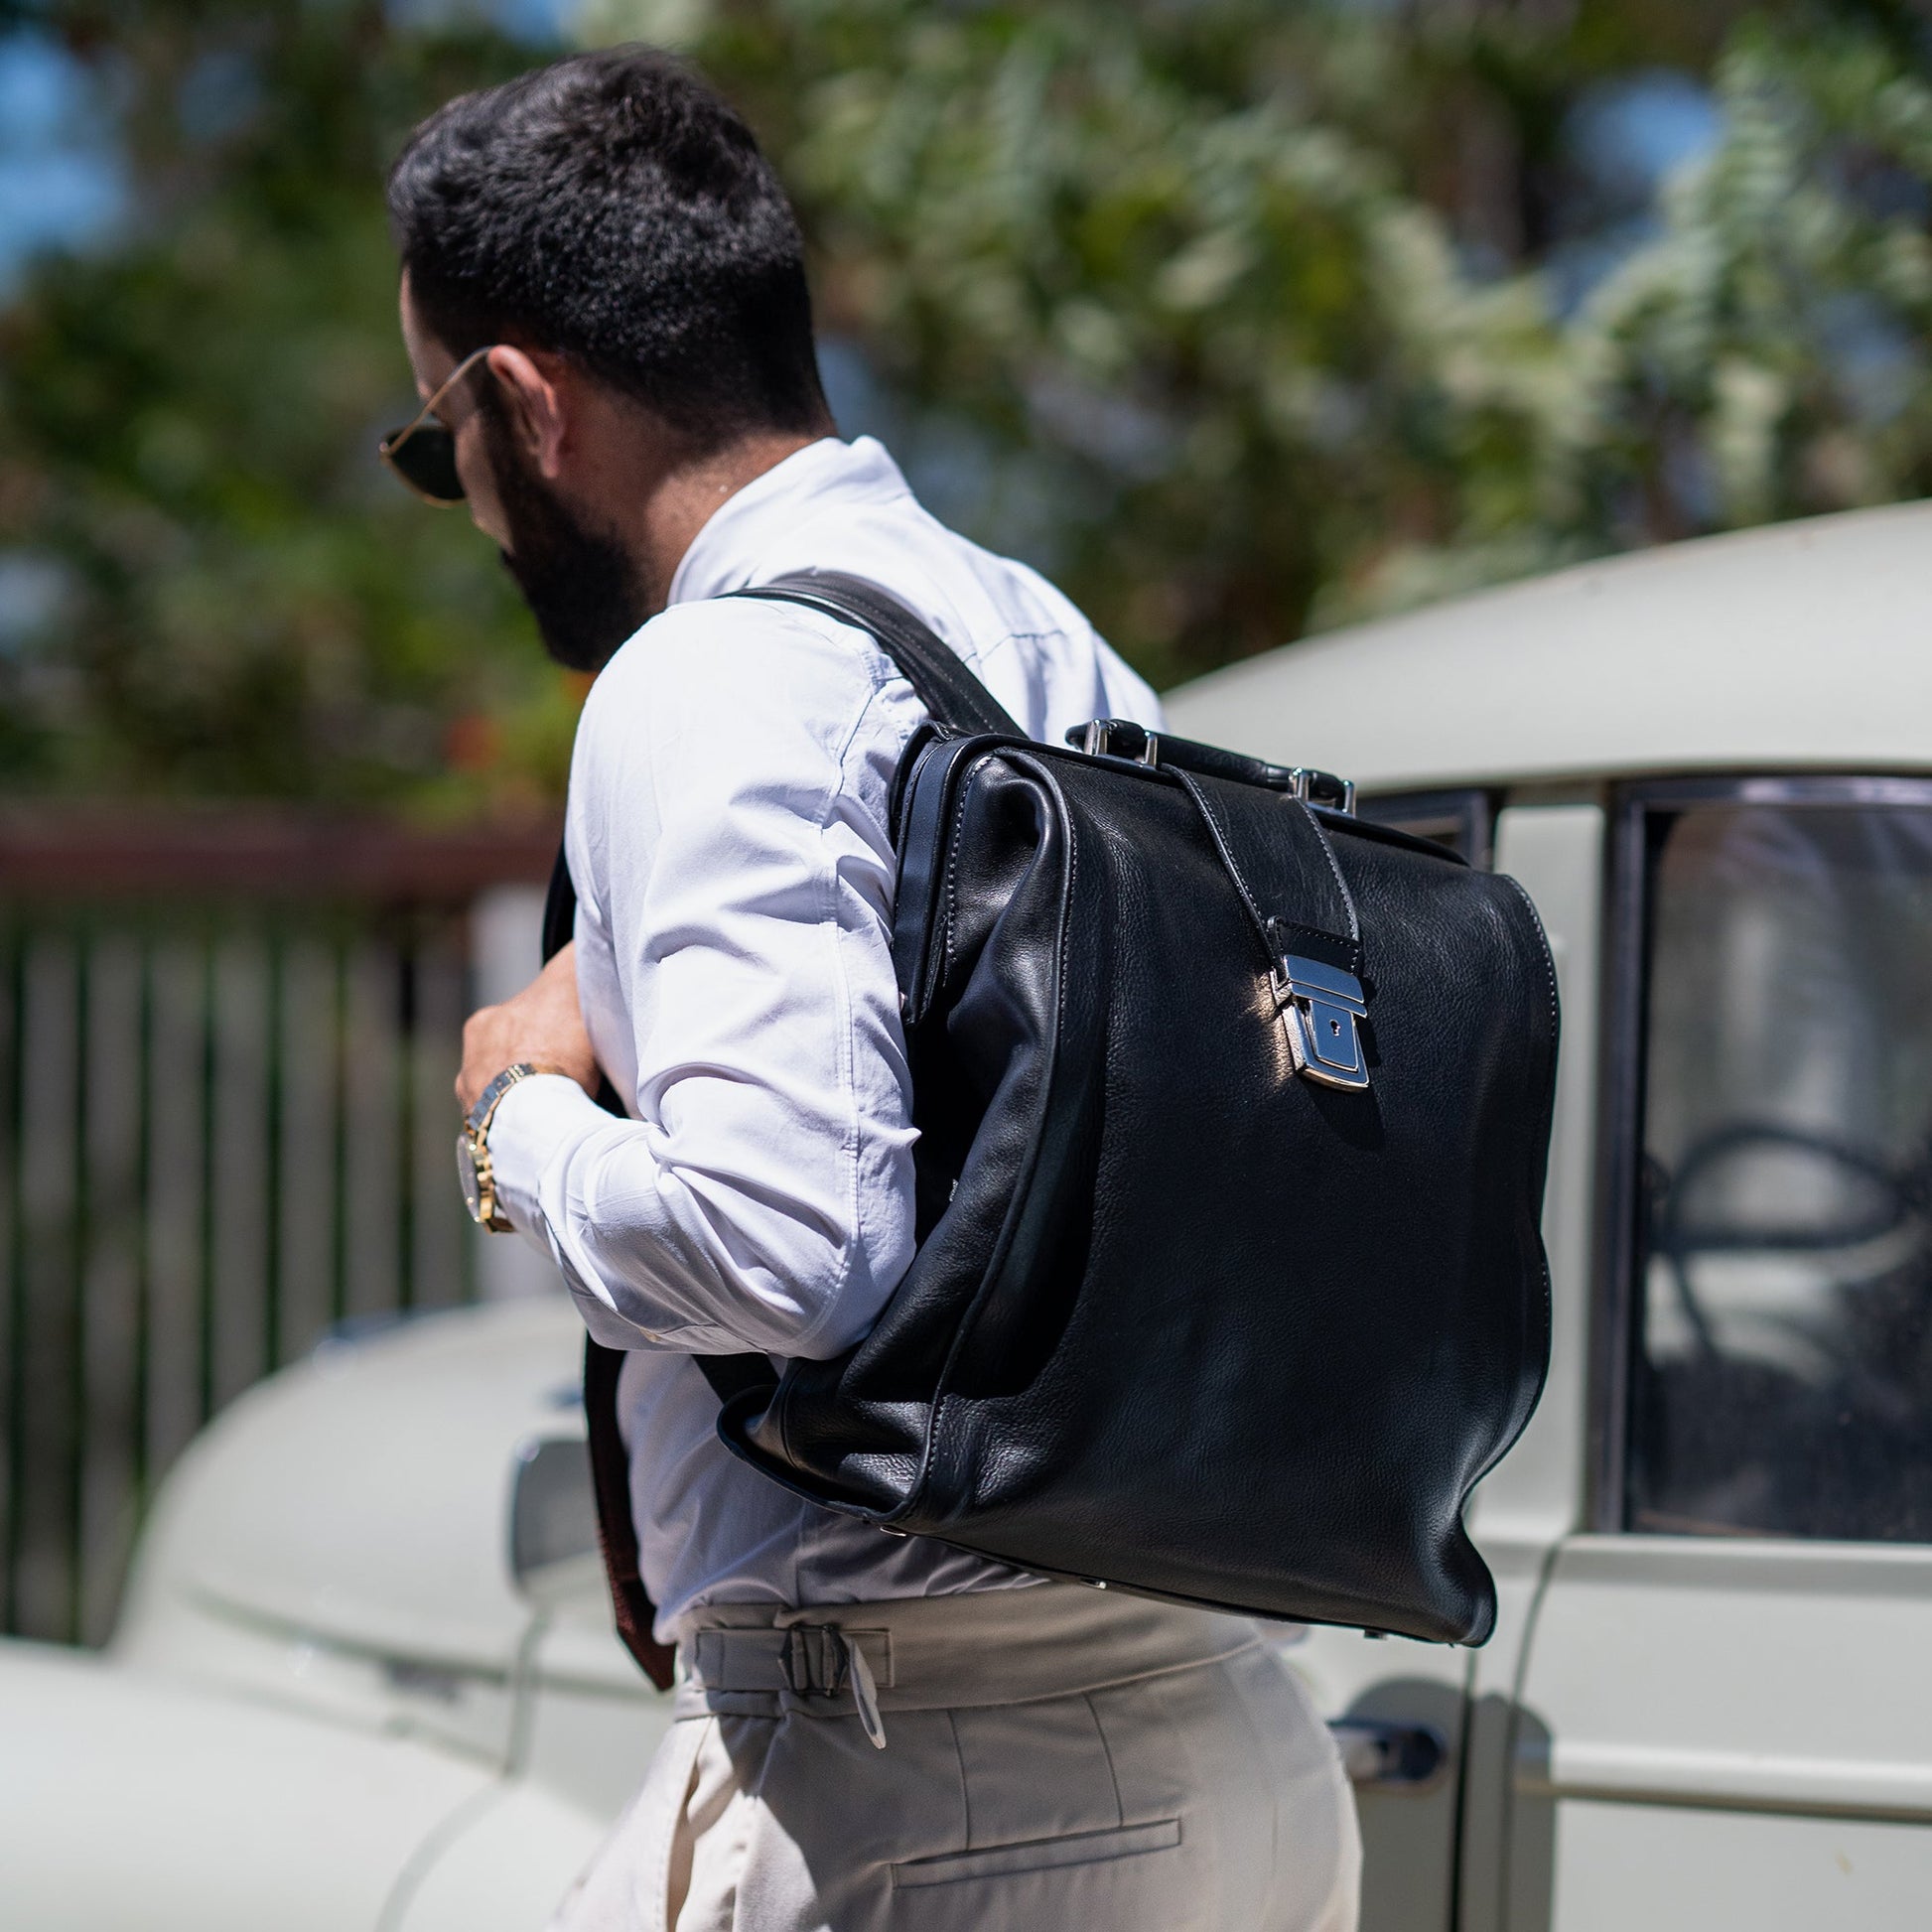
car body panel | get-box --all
[522,1585,675,1822]
[1458,803,1607,1932]
[1275,802,1607,1932]
[0,1642,492,1931]
[0,1299,671,1930]
[1518,1542,1932,1929]
[117,1300,581,1675]
[113,1299,589,1766]
[1165,499,1932,789]
[1541,1801,1929,1931]
[388,1780,613,1932]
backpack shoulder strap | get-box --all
[562,573,1018,1680]
[681,574,1021,1409]
[544,850,677,1689]
[734,571,1025,738]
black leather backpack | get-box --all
[550,574,1557,1684]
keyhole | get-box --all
[1328,1017,1341,1036]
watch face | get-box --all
[457,1133,483,1220]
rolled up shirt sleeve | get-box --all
[483,601,922,1361]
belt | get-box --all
[674,1583,1263,1750]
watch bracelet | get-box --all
[465,1060,570,1231]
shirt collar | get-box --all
[666,436,917,608]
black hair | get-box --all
[387,46,829,447]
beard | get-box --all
[483,407,648,673]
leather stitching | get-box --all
[1176,768,1361,968]
[1499,873,1560,1044]
[1495,870,1561,1442]
[898,737,973,1021]
[1173,770,1269,944]
[1292,797,1362,947]
[919,753,1077,1512]
[937,753,985,982]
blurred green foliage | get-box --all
[0,2,581,810]
[4,1,1932,800]
[591,0,1932,684]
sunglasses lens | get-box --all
[382,424,466,503]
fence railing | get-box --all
[0,810,557,1645]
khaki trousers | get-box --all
[546,1583,1361,1932]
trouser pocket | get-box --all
[890,1816,1181,1889]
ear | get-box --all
[485,345,570,481]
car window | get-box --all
[1627,797,1932,1542]
[1356,789,1492,868]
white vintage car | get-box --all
[7,499,1932,1930]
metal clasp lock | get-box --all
[1272,954,1370,1091]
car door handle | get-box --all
[1328,1719,1449,1789]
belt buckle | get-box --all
[779,1625,847,1699]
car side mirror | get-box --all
[508,1435,601,1604]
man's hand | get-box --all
[457,942,601,1114]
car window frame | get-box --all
[1591,772,1932,1535]
[1354,787,1497,870]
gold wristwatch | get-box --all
[458,1062,562,1232]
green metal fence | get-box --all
[0,812,555,1645]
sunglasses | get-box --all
[378,345,497,505]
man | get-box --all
[384,45,1358,1932]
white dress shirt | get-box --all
[487,435,1164,1637]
